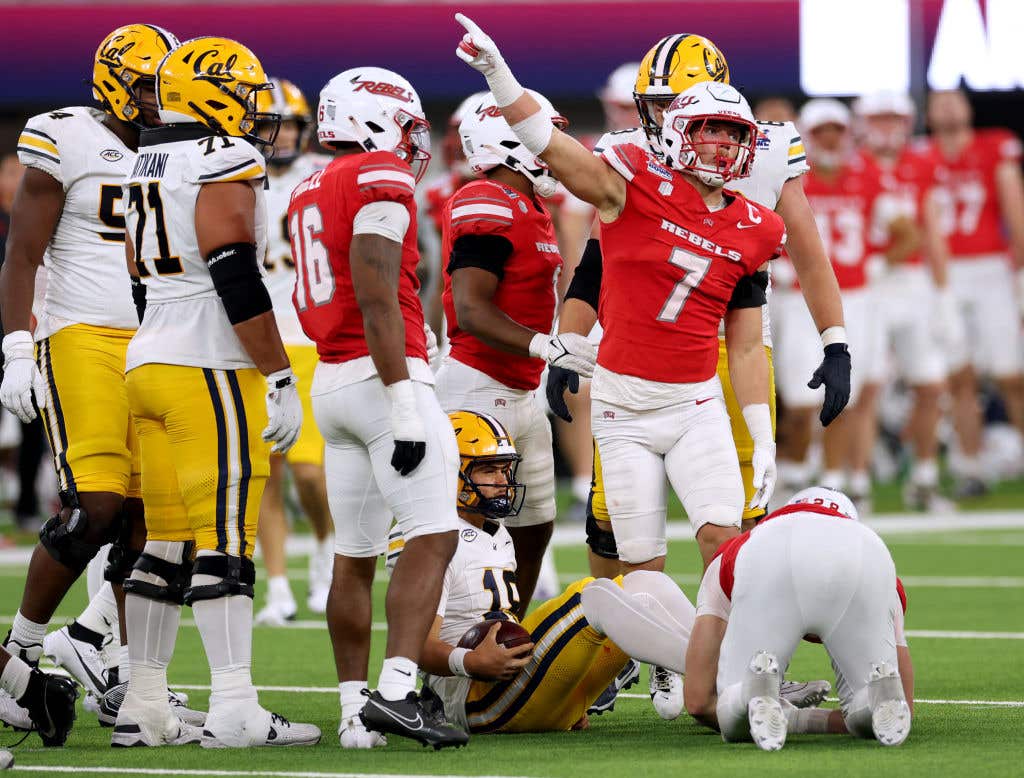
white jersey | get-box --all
[16,107,138,338]
[594,122,809,347]
[263,154,330,346]
[124,127,268,371]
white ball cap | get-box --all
[601,62,642,104]
[853,91,915,118]
[786,486,860,522]
[799,98,851,133]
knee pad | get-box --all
[123,541,193,605]
[183,554,255,605]
[586,513,619,560]
[103,508,141,585]
[39,490,102,574]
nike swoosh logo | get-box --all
[372,703,425,730]
[395,669,412,677]
[695,398,714,405]
[737,222,758,229]
[69,640,106,692]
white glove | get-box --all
[338,715,387,749]
[424,322,440,365]
[530,332,598,378]
[262,368,302,454]
[1,331,47,424]
[742,403,777,511]
[454,13,524,107]
[387,379,427,476]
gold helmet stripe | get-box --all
[650,33,691,86]
[141,24,178,55]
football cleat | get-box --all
[649,665,684,721]
[902,482,955,514]
[202,706,320,748]
[779,679,831,709]
[868,661,911,746]
[111,693,202,748]
[359,690,468,750]
[43,624,108,698]
[20,668,79,747]
[744,651,786,751]
[338,715,387,749]
[255,597,297,627]
[100,681,205,728]
[588,659,640,716]
[0,690,32,732]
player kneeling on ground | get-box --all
[682,487,914,750]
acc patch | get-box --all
[461,528,478,542]
[100,149,124,162]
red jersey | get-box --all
[424,171,472,235]
[801,153,887,290]
[597,143,785,383]
[289,151,426,364]
[713,502,908,613]
[929,128,1023,258]
[864,145,938,266]
[441,180,562,390]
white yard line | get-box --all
[617,693,1024,707]
[10,769,538,778]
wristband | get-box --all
[741,403,774,447]
[266,368,297,392]
[511,111,555,157]
[386,378,416,409]
[528,332,549,360]
[448,647,471,678]
[485,68,526,108]
[819,326,847,347]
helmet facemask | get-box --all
[634,93,674,158]
[457,454,526,520]
[393,109,432,183]
[663,114,756,187]
[233,81,280,151]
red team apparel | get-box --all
[930,128,1023,258]
[597,143,786,384]
[441,180,562,390]
[425,171,471,235]
[866,146,937,266]
[289,150,426,363]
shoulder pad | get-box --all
[448,180,516,238]
[354,150,416,206]
[185,136,266,184]
[16,107,93,182]
[593,127,646,156]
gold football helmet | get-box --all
[92,24,179,125]
[634,34,730,153]
[449,410,524,519]
[256,77,312,161]
[156,37,279,147]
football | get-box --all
[457,618,532,650]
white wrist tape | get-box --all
[448,647,471,678]
[820,326,848,347]
[742,403,774,448]
[485,67,525,108]
[511,111,554,157]
[1,330,34,363]
[386,378,416,410]
[528,332,549,360]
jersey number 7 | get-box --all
[656,247,711,323]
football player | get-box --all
[435,91,593,613]
[0,645,78,747]
[252,78,335,625]
[679,488,914,750]
[0,23,181,727]
[116,37,318,748]
[927,89,1024,485]
[853,93,953,511]
[289,67,466,750]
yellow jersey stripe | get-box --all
[207,164,265,183]
[788,143,805,158]
[18,134,60,157]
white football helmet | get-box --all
[317,66,431,181]
[660,81,756,187]
[787,486,860,522]
[444,90,489,177]
[458,90,567,198]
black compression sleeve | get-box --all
[205,242,273,324]
[447,234,514,280]
[727,270,769,310]
[565,238,603,310]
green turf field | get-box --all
[2,516,1023,777]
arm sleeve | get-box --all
[352,200,410,243]
[447,233,514,279]
[727,270,769,310]
[564,238,603,309]
[17,113,63,184]
[695,558,731,620]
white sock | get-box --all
[958,455,983,480]
[119,645,131,682]
[849,470,871,496]
[77,582,118,638]
[377,656,417,702]
[777,460,810,490]
[267,575,293,603]
[821,470,846,492]
[782,697,831,733]
[910,459,938,488]
[8,612,47,664]
[0,654,32,700]
[716,682,750,742]
[572,475,592,504]
[86,544,111,600]
[339,680,368,720]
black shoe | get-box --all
[19,669,78,747]
[359,690,468,750]
[587,658,641,716]
[954,476,988,500]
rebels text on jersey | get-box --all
[289,151,426,364]
[929,128,1023,258]
[597,143,786,384]
[441,180,562,390]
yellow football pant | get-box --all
[589,342,776,525]
[34,324,141,497]
[465,577,629,733]
[281,344,324,467]
[126,364,270,556]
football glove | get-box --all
[1,331,47,424]
[455,13,507,78]
[546,365,580,423]
[387,379,427,476]
[262,368,302,454]
[424,323,440,365]
[807,343,851,427]
[530,332,598,378]
[743,403,776,511]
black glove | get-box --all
[390,440,426,476]
[808,343,852,427]
[546,365,580,422]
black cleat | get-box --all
[19,668,78,747]
[359,690,468,750]
[588,658,640,716]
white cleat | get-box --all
[0,690,32,731]
[111,693,202,747]
[254,598,297,627]
[43,626,108,697]
[100,681,205,728]
[649,665,684,721]
[338,714,387,749]
[307,586,329,615]
[780,679,831,708]
[868,662,911,746]
[748,696,788,751]
[203,705,320,748]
